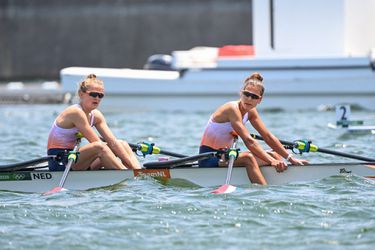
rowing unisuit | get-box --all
[47,104,94,149]
[199,113,248,167]
[200,113,248,149]
[47,104,95,171]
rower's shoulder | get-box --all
[91,108,102,115]
[214,101,241,120]
[65,104,81,112]
[68,105,82,113]
[61,105,86,120]
[91,109,105,121]
[221,101,238,110]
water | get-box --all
[0,97,375,249]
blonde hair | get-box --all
[242,72,265,96]
[78,74,104,93]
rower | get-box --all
[47,74,141,171]
[198,72,308,185]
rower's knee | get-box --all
[243,152,257,166]
[92,141,112,156]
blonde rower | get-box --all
[199,72,308,185]
[47,74,140,171]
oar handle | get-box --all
[100,136,187,158]
[129,142,187,158]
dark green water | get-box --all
[0,97,374,249]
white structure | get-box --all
[253,0,375,57]
[61,0,375,110]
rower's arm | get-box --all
[94,111,139,169]
[229,109,275,164]
[237,132,276,165]
[249,113,290,159]
[249,110,308,165]
[93,111,117,145]
[71,110,101,142]
[259,131,290,159]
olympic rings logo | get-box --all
[13,174,26,180]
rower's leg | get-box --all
[117,140,141,169]
[73,141,126,170]
[89,158,102,170]
[232,152,267,185]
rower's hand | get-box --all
[271,159,287,173]
[289,157,309,166]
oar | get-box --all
[99,137,187,158]
[250,134,375,162]
[43,139,81,195]
[143,152,217,169]
[128,142,187,158]
[212,134,239,194]
[0,156,52,172]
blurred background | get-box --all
[0,0,252,81]
[1,0,374,110]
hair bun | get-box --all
[250,72,263,82]
[78,73,103,93]
[87,74,97,79]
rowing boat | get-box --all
[1,162,374,193]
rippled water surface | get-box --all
[0,97,374,249]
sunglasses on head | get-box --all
[87,91,104,99]
[242,90,260,100]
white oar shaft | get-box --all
[224,138,238,185]
[42,138,82,196]
[58,140,80,188]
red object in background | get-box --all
[218,45,255,57]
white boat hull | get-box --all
[1,163,374,193]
